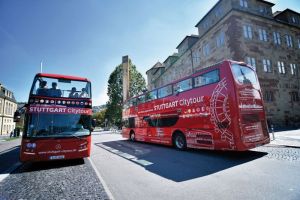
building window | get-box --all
[285,35,293,47]
[192,50,201,66]
[291,92,299,102]
[243,25,252,39]
[290,64,297,75]
[273,32,281,45]
[262,59,272,72]
[277,61,285,74]
[216,31,225,47]
[203,20,210,29]
[203,43,210,56]
[240,0,248,8]
[298,39,300,49]
[264,91,274,102]
[246,57,256,70]
[258,29,267,41]
[214,7,222,18]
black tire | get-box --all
[173,132,187,150]
[130,131,135,142]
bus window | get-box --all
[174,78,192,93]
[194,70,219,87]
[145,90,157,102]
[31,77,91,98]
[232,64,257,85]
[158,85,172,98]
[129,98,137,107]
[137,95,145,105]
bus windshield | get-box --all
[232,64,257,85]
[31,77,91,98]
[25,113,91,138]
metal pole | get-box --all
[271,124,275,140]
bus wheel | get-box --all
[173,132,186,150]
[130,131,135,142]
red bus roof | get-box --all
[36,73,90,82]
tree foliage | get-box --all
[92,109,106,126]
[105,61,146,127]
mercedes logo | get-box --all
[55,144,61,150]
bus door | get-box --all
[231,63,269,146]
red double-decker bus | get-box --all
[16,73,93,162]
[122,60,270,151]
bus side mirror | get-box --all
[14,111,21,122]
[91,119,96,128]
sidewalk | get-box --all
[0,135,21,153]
[269,129,300,148]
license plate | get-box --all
[49,155,65,160]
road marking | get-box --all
[97,143,153,167]
[0,162,22,183]
[0,146,19,155]
[88,157,115,200]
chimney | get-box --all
[122,55,130,103]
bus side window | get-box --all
[194,70,220,87]
[174,78,192,93]
[158,85,172,98]
[137,95,145,105]
[146,90,157,102]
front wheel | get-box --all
[173,132,187,150]
[130,132,135,142]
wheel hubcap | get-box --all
[176,136,184,148]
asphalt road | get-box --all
[1,132,300,200]
[0,138,109,200]
[90,132,300,200]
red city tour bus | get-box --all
[122,60,270,151]
[17,73,93,162]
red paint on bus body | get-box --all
[20,73,92,162]
[122,60,270,151]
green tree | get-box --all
[92,109,106,127]
[105,61,146,127]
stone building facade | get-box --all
[146,0,300,128]
[0,83,17,135]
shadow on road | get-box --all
[13,158,85,174]
[95,140,268,182]
[0,146,20,174]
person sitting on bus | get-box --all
[49,82,62,97]
[69,87,78,98]
[79,88,88,98]
[36,81,48,96]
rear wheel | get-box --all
[130,131,135,142]
[173,132,186,150]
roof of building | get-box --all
[0,87,17,103]
[257,0,275,6]
[195,0,275,27]
[195,0,221,27]
[273,8,300,17]
[176,35,199,49]
[146,62,164,74]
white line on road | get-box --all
[0,146,19,155]
[88,157,115,200]
[0,162,22,183]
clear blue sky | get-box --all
[0,0,299,105]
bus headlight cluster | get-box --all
[26,143,36,149]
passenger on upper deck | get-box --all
[79,88,88,98]
[49,82,62,97]
[36,81,48,96]
[69,87,78,98]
